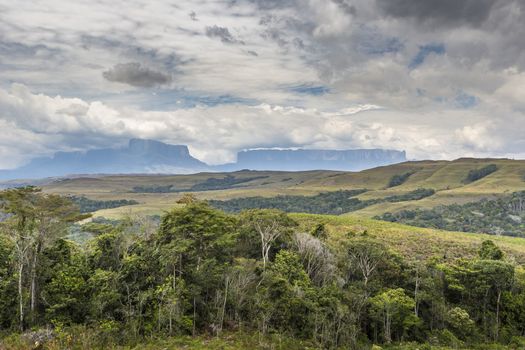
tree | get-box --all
[40,239,89,324]
[446,307,475,340]
[239,209,296,269]
[0,187,88,330]
[0,235,16,329]
[442,256,514,340]
[479,240,504,260]
[292,232,335,286]
[370,288,417,344]
[158,201,236,335]
[346,238,386,289]
[472,259,514,340]
[257,250,316,338]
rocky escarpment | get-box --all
[233,149,407,171]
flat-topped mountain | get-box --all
[233,148,406,171]
[0,139,208,180]
[0,139,407,180]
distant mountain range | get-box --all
[0,139,407,180]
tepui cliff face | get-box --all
[0,139,407,180]
[234,149,406,171]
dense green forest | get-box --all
[68,196,139,213]
[377,191,525,237]
[388,172,414,188]
[464,164,499,183]
[210,189,370,214]
[210,188,435,214]
[1,187,525,349]
[132,175,269,193]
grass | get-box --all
[291,213,525,264]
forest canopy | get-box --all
[1,187,525,349]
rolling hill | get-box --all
[36,157,525,219]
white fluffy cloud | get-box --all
[0,84,523,169]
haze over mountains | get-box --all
[0,139,407,180]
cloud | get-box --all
[455,123,502,152]
[205,25,243,44]
[0,84,523,170]
[376,0,497,27]
[331,0,357,15]
[102,62,172,88]
[0,0,524,165]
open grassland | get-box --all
[39,158,525,219]
[292,213,525,264]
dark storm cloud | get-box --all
[102,62,172,87]
[205,25,244,44]
[81,35,186,71]
[377,0,496,27]
[248,0,296,10]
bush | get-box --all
[388,172,414,188]
[464,164,498,183]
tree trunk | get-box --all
[414,269,420,317]
[18,262,24,332]
[30,247,39,324]
[496,289,502,341]
[384,310,392,344]
[218,276,229,335]
[261,236,267,269]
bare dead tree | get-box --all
[347,240,385,289]
[253,218,282,269]
[293,232,336,286]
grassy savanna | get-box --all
[292,214,525,264]
[39,158,525,219]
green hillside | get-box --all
[292,214,525,263]
[38,158,525,220]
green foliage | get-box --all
[189,175,269,191]
[210,189,370,214]
[132,184,177,193]
[383,188,435,202]
[132,175,269,193]
[68,195,138,213]
[377,191,525,237]
[2,188,525,349]
[41,239,90,324]
[446,307,475,340]
[211,188,435,215]
[479,240,504,260]
[465,164,498,183]
[388,172,414,188]
[370,288,418,343]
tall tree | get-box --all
[239,209,296,269]
[0,187,87,330]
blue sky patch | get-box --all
[410,44,445,69]
[455,91,478,109]
[359,37,404,55]
[290,84,330,96]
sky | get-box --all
[0,0,524,168]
